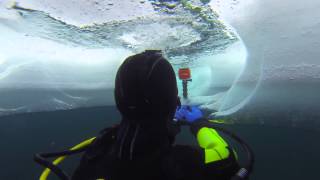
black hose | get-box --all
[34,154,69,180]
[34,147,88,180]
[202,122,255,179]
[177,120,254,179]
[36,147,87,158]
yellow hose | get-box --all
[39,137,96,180]
[209,119,234,124]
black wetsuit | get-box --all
[72,126,239,180]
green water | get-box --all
[0,106,319,180]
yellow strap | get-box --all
[39,137,96,180]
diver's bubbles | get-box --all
[205,1,263,117]
[203,41,246,88]
[213,39,260,116]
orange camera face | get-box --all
[178,68,191,80]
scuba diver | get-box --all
[72,50,239,180]
[34,50,254,180]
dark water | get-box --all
[0,106,319,180]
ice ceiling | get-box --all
[1,0,320,126]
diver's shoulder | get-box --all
[82,126,118,162]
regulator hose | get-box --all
[34,137,95,180]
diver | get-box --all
[70,50,243,180]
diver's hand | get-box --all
[174,105,203,124]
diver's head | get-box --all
[115,50,178,126]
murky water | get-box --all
[0,106,319,180]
